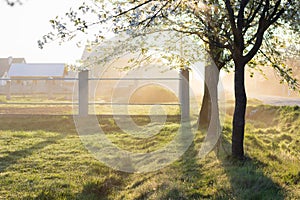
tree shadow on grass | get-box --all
[159,119,207,199]
[161,124,286,199]
[32,174,125,200]
[76,175,126,200]
[216,138,285,200]
[160,129,206,199]
[0,134,64,173]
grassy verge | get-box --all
[0,104,299,199]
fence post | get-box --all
[6,80,11,100]
[179,68,189,121]
[47,78,53,100]
[79,70,89,117]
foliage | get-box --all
[40,0,300,89]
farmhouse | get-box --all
[0,57,26,84]
[7,63,74,95]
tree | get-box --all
[221,0,299,158]
[40,0,299,159]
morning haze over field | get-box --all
[0,0,299,199]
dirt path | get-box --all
[0,106,74,115]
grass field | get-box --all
[0,104,299,199]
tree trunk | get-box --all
[232,63,247,159]
[198,83,211,129]
[198,64,220,130]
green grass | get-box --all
[0,104,299,199]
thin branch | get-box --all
[224,0,238,38]
[142,1,169,29]
[237,0,250,31]
[243,0,263,34]
[268,0,281,21]
[113,0,153,17]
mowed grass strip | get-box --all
[0,104,299,199]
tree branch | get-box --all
[114,0,154,17]
[243,0,263,34]
[237,0,249,31]
[224,0,238,39]
[142,1,169,29]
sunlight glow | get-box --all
[0,0,85,63]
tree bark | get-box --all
[232,62,247,159]
[198,65,220,130]
[198,83,211,129]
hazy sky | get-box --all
[0,0,85,64]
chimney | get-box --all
[8,56,13,66]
